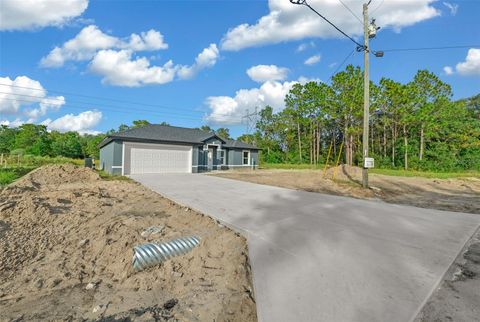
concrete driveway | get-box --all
[131,173,480,322]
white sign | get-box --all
[364,157,375,169]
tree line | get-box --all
[0,119,234,160]
[238,66,480,171]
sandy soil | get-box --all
[212,165,480,214]
[0,164,256,321]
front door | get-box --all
[207,147,214,170]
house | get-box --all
[98,124,260,175]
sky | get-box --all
[1,0,479,137]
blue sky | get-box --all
[1,0,479,137]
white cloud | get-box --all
[0,119,24,128]
[0,76,65,119]
[42,110,102,134]
[296,41,315,52]
[89,49,177,87]
[443,66,454,75]
[177,44,219,80]
[443,2,458,15]
[205,77,317,124]
[455,48,480,76]
[90,43,220,87]
[304,54,321,65]
[41,25,168,68]
[0,0,88,31]
[221,0,439,51]
[246,64,289,83]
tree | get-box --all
[132,120,151,128]
[51,131,83,158]
[216,128,232,139]
[199,125,213,132]
[0,125,17,154]
[14,124,51,156]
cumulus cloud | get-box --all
[40,25,168,68]
[177,44,219,80]
[455,48,480,76]
[0,0,88,31]
[89,49,177,87]
[0,76,65,119]
[443,49,480,76]
[443,2,458,15]
[205,76,317,124]
[246,65,289,83]
[90,43,220,87]
[443,66,454,75]
[221,0,439,51]
[304,54,321,65]
[42,110,102,134]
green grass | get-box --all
[97,169,131,181]
[260,163,480,179]
[369,168,480,179]
[261,163,324,170]
[0,167,36,186]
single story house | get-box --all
[98,124,260,175]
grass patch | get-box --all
[0,167,36,186]
[369,168,480,179]
[97,169,131,181]
[261,163,324,170]
[261,163,480,179]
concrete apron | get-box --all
[130,173,480,322]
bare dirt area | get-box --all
[0,164,256,321]
[212,165,480,214]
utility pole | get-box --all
[362,2,370,188]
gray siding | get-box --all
[227,149,259,169]
[99,140,123,175]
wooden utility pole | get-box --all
[362,2,370,188]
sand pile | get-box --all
[0,165,256,321]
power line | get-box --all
[0,83,199,114]
[0,97,203,122]
[290,0,365,49]
[0,91,202,118]
[371,0,385,14]
[338,0,362,25]
[330,49,356,79]
[378,45,480,52]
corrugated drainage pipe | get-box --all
[133,236,201,272]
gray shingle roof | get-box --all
[98,124,259,150]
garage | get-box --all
[124,142,192,175]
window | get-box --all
[219,150,225,165]
[243,151,250,165]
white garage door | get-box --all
[127,143,192,174]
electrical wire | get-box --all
[0,83,199,113]
[0,91,203,118]
[295,0,365,49]
[378,45,479,52]
[337,0,363,25]
[0,97,203,121]
[330,49,356,79]
[371,0,385,14]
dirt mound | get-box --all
[0,165,256,321]
[12,163,100,188]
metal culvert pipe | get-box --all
[133,236,201,272]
